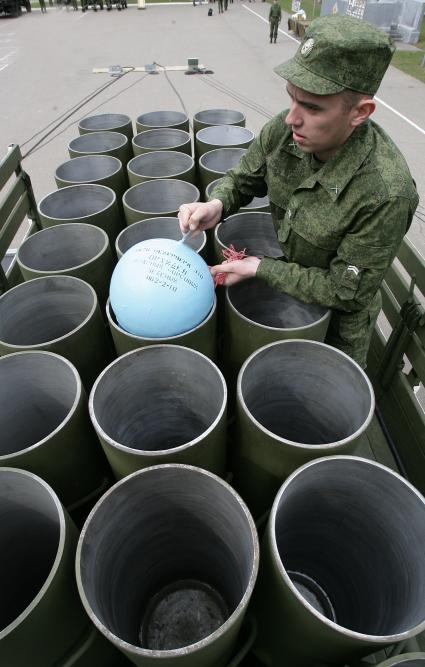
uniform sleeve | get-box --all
[207,124,271,218]
[256,196,415,312]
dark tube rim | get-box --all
[88,345,227,456]
[193,109,246,125]
[78,114,132,132]
[114,220,207,258]
[0,351,82,460]
[269,455,425,643]
[0,276,99,350]
[127,151,195,180]
[237,340,375,450]
[68,131,128,154]
[123,180,200,216]
[378,654,425,666]
[135,111,189,128]
[38,184,117,222]
[196,125,255,147]
[0,467,65,640]
[199,148,247,175]
[132,129,191,151]
[17,224,109,276]
[76,463,259,658]
[106,297,216,341]
[55,155,123,185]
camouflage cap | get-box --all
[274,15,394,95]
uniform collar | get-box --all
[296,121,374,201]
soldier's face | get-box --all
[285,83,357,162]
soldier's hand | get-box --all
[210,256,261,286]
[178,199,223,236]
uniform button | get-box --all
[288,209,292,219]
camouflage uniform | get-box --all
[218,0,223,13]
[209,17,419,368]
[269,2,281,42]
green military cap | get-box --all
[274,15,394,95]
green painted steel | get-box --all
[233,341,374,517]
[115,217,207,260]
[68,131,133,167]
[127,151,196,186]
[377,653,425,665]
[195,126,254,160]
[78,113,133,140]
[0,275,113,391]
[206,179,270,214]
[89,346,227,479]
[107,297,217,359]
[0,352,110,510]
[76,464,259,667]
[38,184,124,245]
[0,468,124,666]
[17,223,114,309]
[213,213,282,266]
[198,148,247,195]
[135,111,190,134]
[253,457,425,667]
[123,180,200,224]
[132,129,192,157]
[193,109,246,136]
[55,154,129,198]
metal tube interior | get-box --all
[18,223,107,271]
[79,466,255,648]
[0,469,61,632]
[69,131,127,154]
[194,109,245,126]
[128,151,194,178]
[0,352,79,456]
[196,126,254,147]
[133,129,190,150]
[55,155,121,183]
[200,148,246,174]
[217,213,282,258]
[207,179,269,210]
[274,458,425,636]
[0,276,95,346]
[116,218,205,255]
[92,347,225,451]
[136,111,188,128]
[79,113,131,132]
[123,180,199,215]
[240,341,372,444]
[39,184,115,220]
[228,278,328,329]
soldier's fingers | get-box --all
[178,204,193,232]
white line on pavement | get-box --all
[242,4,425,137]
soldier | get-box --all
[39,0,47,12]
[218,0,223,13]
[269,0,281,43]
[178,16,419,369]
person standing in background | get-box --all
[269,0,282,43]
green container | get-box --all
[107,297,216,359]
[89,345,227,479]
[193,108,246,136]
[78,112,133,140]
[132,129,192,157]
[38,183,124,245]
[0,468,127,666]
[127,151,195,186]
[198,148,246,195]
[55,154,129,198]
[123,180,200,224]
[234,340,374,517]
[17,223,114,309]
[195,125,254,160]
[253,457,425,666]
[0,275,113,391]
[76,464,259,667]
[206,178,270,213]
[213,212,282,265]
[135,110,190,133]
[0,352,110,510]
[68,131,132,166]
[115,217,207,259]
[377,654,425,665]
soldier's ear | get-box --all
[350,98,376,127]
